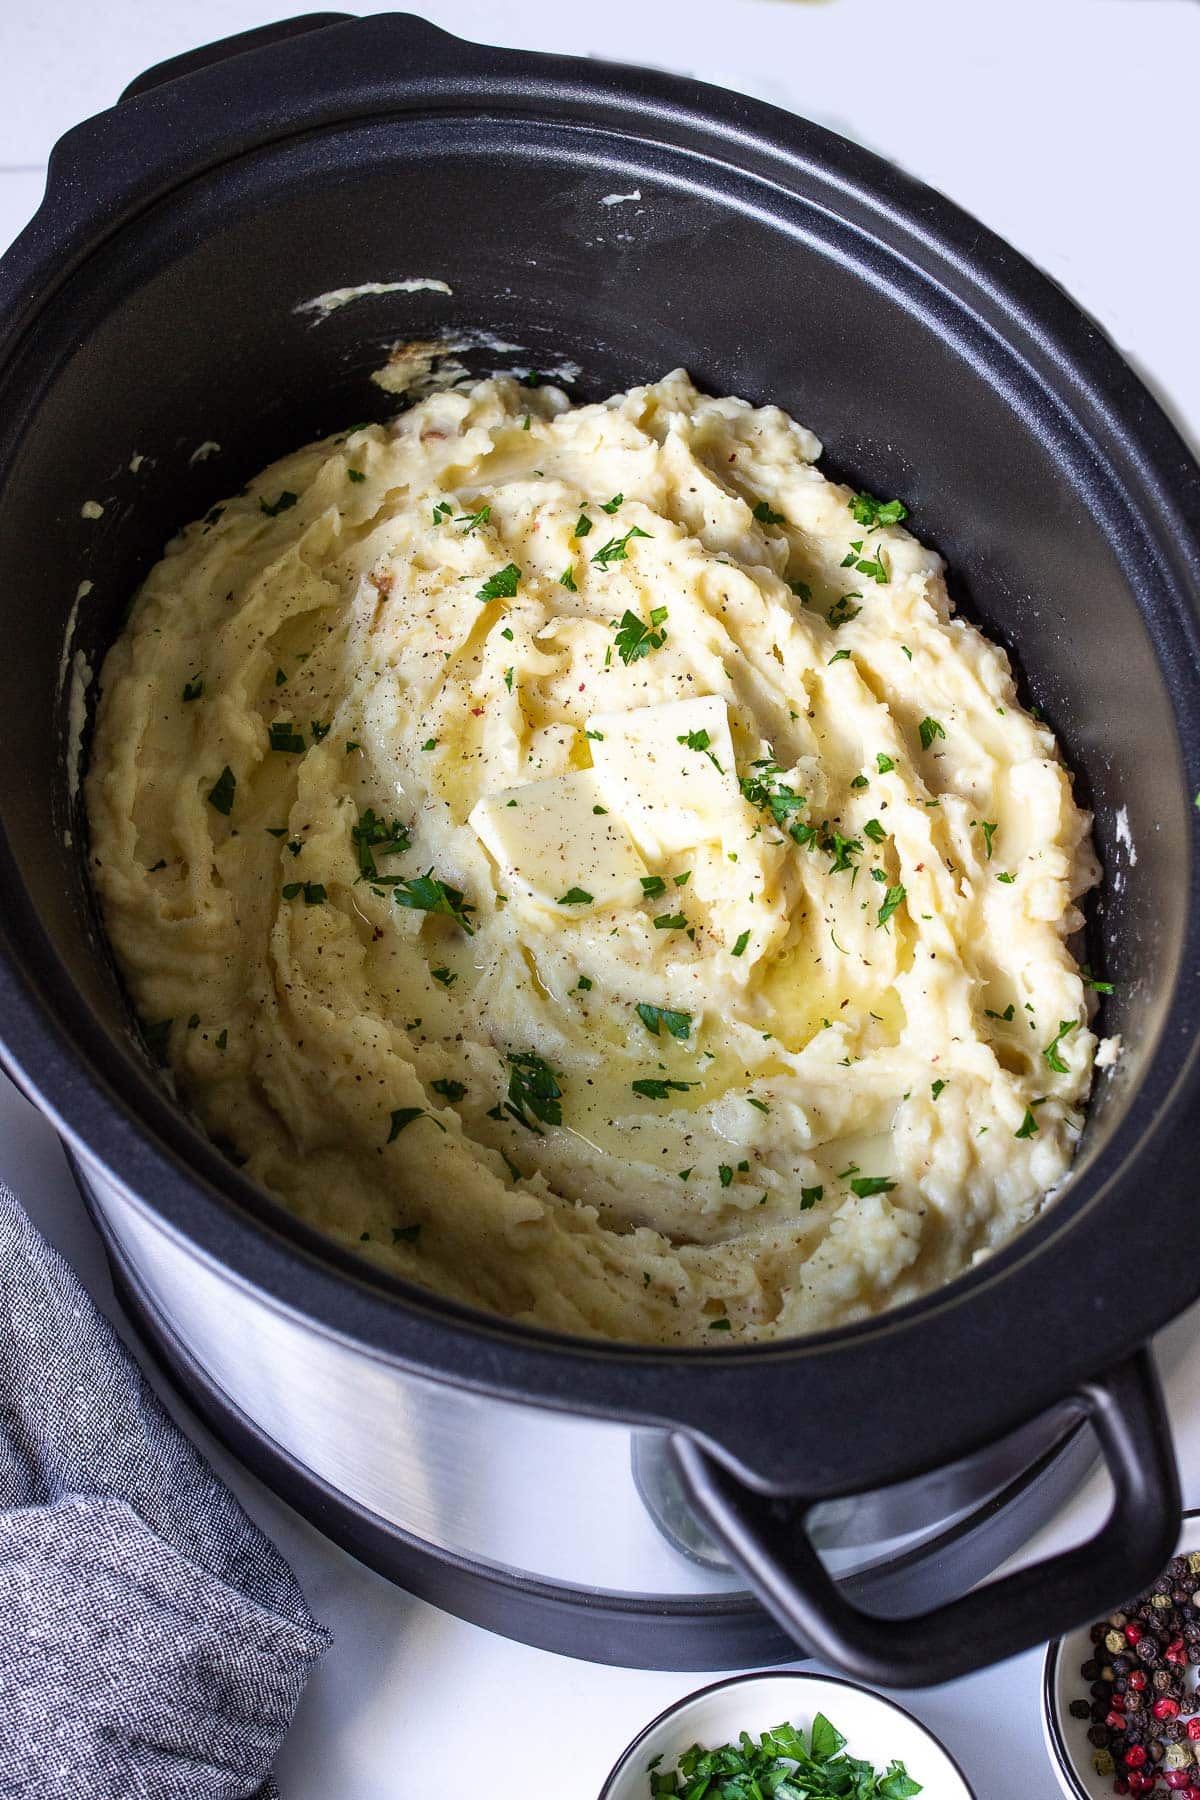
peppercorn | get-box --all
[1093,1749,1116,1776]
[1138,1638,1160,1663]
[1068,1699,1092,1721]
[1090,1724,1113,1748]
[1082,1657,1101,1681]
[1095,1680,1116,1699]
[1115,1653,1134,1673]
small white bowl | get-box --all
[598,1671,976,1799]
[1043,1510,1200,1799]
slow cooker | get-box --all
[1,12,1198,1686]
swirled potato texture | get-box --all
[87,372,1101,1342]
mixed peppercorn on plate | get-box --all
[1043,1515,1200,1799]
[86,371,1111,1344]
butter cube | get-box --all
[469,769,647,912]
[586,696,740,858]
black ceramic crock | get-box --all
[0,13,1198,1686]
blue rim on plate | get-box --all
[597,1669,978,1798]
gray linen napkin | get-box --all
[0,1181,331,1800]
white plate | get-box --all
[1043,1511,1200,1798]
[598,1670,976,1799]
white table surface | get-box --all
[2,2,1199,1795]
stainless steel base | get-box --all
[76,1152,1102,1669]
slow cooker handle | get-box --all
[671,1347,1179,1687]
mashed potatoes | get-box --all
[87,371,1101,1343]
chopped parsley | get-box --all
[309,719,331,742]
[828,594,862,627]
[600,493,624,513]
[431,966,457,988]
[731,929,751,957]
[739,762,809,840]
[347,467,366,483]
[653,912,688,930]
[1080,965,1114,995]
[392,1223,421,1243]
[477,562,521,603]
[592,525,651,567]
[206,766,236,815]
[707,1317,732,1331]
[431,500,453,523]
[876,752,895,773]
[850,1175,897,1198]
[825,831,863,875]
[877,882,906,929]
[456,504,490,532]
[640,875,667,899]
[182,676,203,702]
[932,1078,948,1101]
[558,565,578,591]
[1042,1019,1078,1073]
[828,649,851,665]
[282,881,325,905]
[997,870,1016,884]
[718,1164,734,1188]
[387,1107,445,1141]
[1015,1107,1039,1139]
[849,490,908,529]
[504,667,515,692]
[260,490,298,517]
[613,605,668,663]
[576,975,593,991]
[918,716,946,751]
[632,1077,696,1100]
[351,808,411,878]
[850,774,869,790]
[636,1003,692,1040]
[800,1185,823,1210]
[980,820,998,860]
[505,1051,563,1133]
[274,668,288,687]
[986,1003,1016,1022]
[853,546,889,584]
[557,886,594,905]
[676,726,725,772]
[421,738,437,752]
[789,579,813,602]
[863,818,886,844]
[392,871,476,934]
[752,500,786,525]
[214,1029,228,1051]
[268,721,306,753]
[430,1078,467,1102]
[651,1712,920,1799]
[572,512,593,539]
